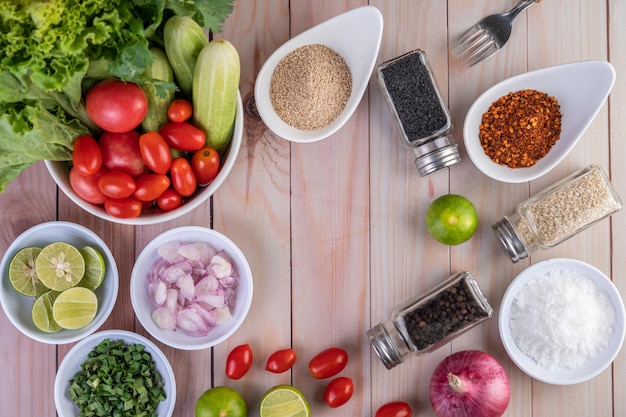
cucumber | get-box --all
[192,39,240,154]
[163,16,209,98]
[141,47,175,132]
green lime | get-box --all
[195,386,247,417]
[259,385,310,417]
[52,287,98,329]
[426,194,478,245]
[32,291,62,332]
[35,242,85,291]
[9,247,48,296]
[78,246,105,291]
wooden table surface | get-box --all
[2,0,625,416]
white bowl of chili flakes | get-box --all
[463,60,615,183]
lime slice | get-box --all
[259,385,310,417]
[32,291,62,332]
[52,287,98,329]
[35,242,85,291]
[78,246,105,291]
[9,247,48,296]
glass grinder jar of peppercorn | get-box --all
[367,272,493,369]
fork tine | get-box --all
[457,33,493,61]
[467,43,500,67]
[454,25,483,49]
[453,27,487,55]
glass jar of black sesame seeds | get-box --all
[377,49,461,176]
[367,272,492,369]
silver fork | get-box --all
[453,0,542,67]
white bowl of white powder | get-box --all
[499,258,625,385]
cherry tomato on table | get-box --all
[191,147,220,185]
[308,347,348,379]
[139,131,172,174]
[99,131,148,178]
[323,377,354,408]
[265,348,297,373]
[226,344,253,380]
[69,166,107,205]
[157,188,183,211]
[168,98,193,122]
[375,401,413,417]
[72,135,102,176]
[98,171,136,199]
[86,79,147,133]
[133,174,170,202]
[170,157,197,197]
[160,122,205,151]
[104,196,142,218]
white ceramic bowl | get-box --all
[464,60,615,183]
[499,258,626,385]
[45,92,244,225]
[0,221,119,344]
[130,226,253,350]
[54,329,176,417]
[254,5,383,142]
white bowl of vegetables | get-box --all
[130,226,253,350]
[54,329,176,417]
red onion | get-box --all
[429,350,510,417]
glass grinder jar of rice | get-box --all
[492,164,622,262]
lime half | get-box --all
[35,242,85,291]
[9,247,48,296]
[78,246,105,291]
[195,386,247,417]
[32,291,62,332]
[259,385,310,417]
[52,287,98,329]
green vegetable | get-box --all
[68,338,166,417]
[164,15,209,98]
[142,47,176,132]
[192,39,240,154]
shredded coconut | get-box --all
[509,269,615,369]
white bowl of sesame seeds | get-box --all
[254,6,383,143]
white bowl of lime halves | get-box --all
[254,6,383,142]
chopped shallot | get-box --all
[147,241,239,336]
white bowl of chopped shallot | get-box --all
[130,226,253,350]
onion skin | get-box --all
[429,350,510,417]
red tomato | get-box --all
[225,344,253,380]
[375,402,413,417]
[139,132,172,174]
[323,377,354,408]
[98,171,136,198]
[168,98,193,122]
[104,197,142,218]
[72,135,102,176]
[157,188,183,211]
[159,122,205,151]
[69,166,107,204]
[265,349,297,373]
[308,347,349,379]
[99,131,148,177]
[86,79,147,133]
[133,173,170,202]
[170,157,197,197]
[191,147,220,185]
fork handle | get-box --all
[509,0,540,20]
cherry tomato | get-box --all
[265,349,297,373]
[86,79,147,133]
[168,98,193,122]
[170,157,197,197]
[139,131,172,174]
[160,122,205,151]
[191,147,220,185]
[72,135,102,176]
[99,131,148,177]
[104,197,142,218]
[308,347,348,379]
[375,402,413,417]
[98,171,136,198]
[156,188,183,211]
[225,344,253,380]
[323,377,354,408]
[69,166,107,204]
[133,173,170,202]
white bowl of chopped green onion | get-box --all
[54,329,176,417]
